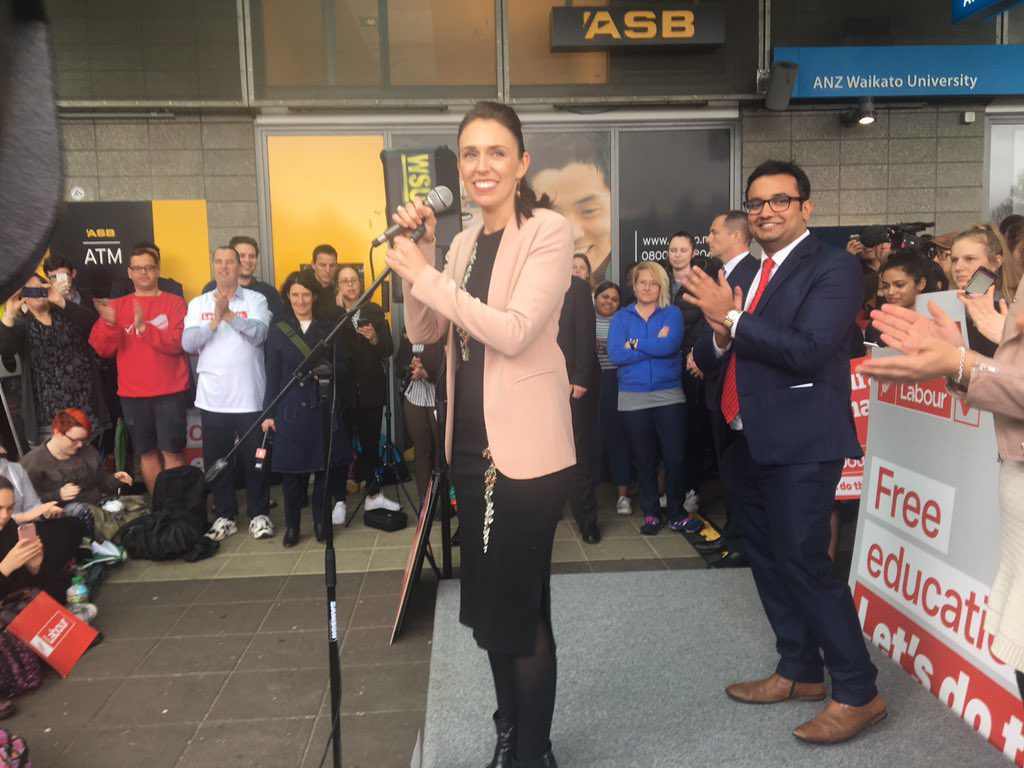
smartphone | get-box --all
[17,523,37,542]
[356,317,372,328]
[21,286,48,298]
[963,267,998,295]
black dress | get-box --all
[451,228,570,656]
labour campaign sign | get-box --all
[850,347,1022,764]
[837,357,870,501]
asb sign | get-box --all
[775,45,1024,99]
[952,0,1024,23]
[550,4,725,51]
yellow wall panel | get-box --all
[267,134,388,298]
[151,199,211,302]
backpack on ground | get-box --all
[113,466,216,561]
[0,729,31,768]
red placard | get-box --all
[837,357,870,500]
[6,591,98,678]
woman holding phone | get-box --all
[323,265,398,512]
[387,101,574,768]
[0,274,107,446]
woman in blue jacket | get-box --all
[608,262,700,535]
[262,270,351,548]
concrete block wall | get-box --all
[61,114,259,276]
[741,104,986,236]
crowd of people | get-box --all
[1,98,1022,762]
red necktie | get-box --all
[720,257,776,424]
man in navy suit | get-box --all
[690,210,759,568]
[683,161,884,744]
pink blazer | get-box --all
[403,207,576,479]
[966,280,1024,462]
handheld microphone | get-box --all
[372,186,454,247]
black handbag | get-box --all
[364,508,407,532]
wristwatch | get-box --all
[628,338,639,350]
[723,309,742,330]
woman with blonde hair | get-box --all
[952,224,1018,355]
[608,261,699,535]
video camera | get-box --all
[859,222,935,252]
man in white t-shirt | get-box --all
[183,246,273,541]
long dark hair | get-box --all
[458,101,551,227]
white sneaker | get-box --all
[331,500,347,525]
[615,496,632,516]
[659,494,668,509]
[683,490,700,515]
[205,516,237,541]
[248,514,274,539]
[365,493,400,512]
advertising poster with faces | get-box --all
[526,131,613,283]
[618,128,732,288]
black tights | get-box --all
[487,614,557,761]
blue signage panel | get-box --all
[952,0,1024,24]
[775,45,1024,99]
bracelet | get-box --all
[955,346,967,387]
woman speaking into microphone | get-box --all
[386,101,574,768]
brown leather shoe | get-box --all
[792,695,887,744]
[726,673,826,704]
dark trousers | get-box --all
[200,409,269,521]
[712,421,746,555]
[595,369,631,487]
[343,406,384,495]
[568,392,598,527]
[722,434,878,706]
[621,402,686,519]
[403,398,438,503]
[280,470,346,532]
[681,369,710,495]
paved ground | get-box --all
[0,477,857,766]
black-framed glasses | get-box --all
[128,265,158,274]
[742,195,805,215]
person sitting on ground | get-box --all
[21,409,133,541]
[0,476,82,603]
[0,275,108,447]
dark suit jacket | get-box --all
[693,236,862,466]
[557,276,597,390]
[694,253,760,408]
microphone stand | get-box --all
[203,263,398,768]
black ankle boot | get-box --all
[486,712,515,768]
[510,750,557,768]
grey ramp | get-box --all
[423,570,1009,768]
